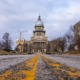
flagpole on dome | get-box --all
[38,13,41,20]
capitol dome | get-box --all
[35,15,44,27]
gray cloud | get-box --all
[0,0,80,48]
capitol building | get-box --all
[16,15,48,53]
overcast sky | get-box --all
[0,0,80,48]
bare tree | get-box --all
[2,32,12,51]
[28,44,33,54]
[74,24,80,50]
[0,41,3,49]
[46,41,51,54]
[65,26,75,51]
[49,37,66,54]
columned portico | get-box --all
[32,42,47,52]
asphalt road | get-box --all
[0,54,80,80]
[0,54,80,72]
[0,55,35,71]
[44,54,80,69]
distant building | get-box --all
[16,15,48,53]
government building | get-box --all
[16,15,48,53]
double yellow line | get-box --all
[0,55,40,80]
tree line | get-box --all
[0,21,80,54]
[46,24,80,54]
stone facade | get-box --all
[16,15,48,53]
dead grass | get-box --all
[0,50,12,55]
[63,51,80,56]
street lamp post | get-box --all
[20,30,28,39]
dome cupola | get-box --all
[35,15,44,27]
